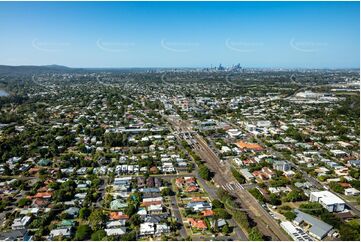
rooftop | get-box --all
[294,209,333,239]
[311,191,345,205]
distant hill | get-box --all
[0,65,84,76]
[42,64,72,70]
[0,65,205,76]
[0,65,159,76]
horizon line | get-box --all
[1,64,360,70]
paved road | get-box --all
[196,173,248,241]
[169,196,188,239]
[95,178,107,208]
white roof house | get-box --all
[137,208,147,216]
[105,228,126,236]
[344,188,360,196]
[257,120,272,127]
[106,220,126,228]
[147,204,163,214]
[140,222,155,236]
[240,169,254,181]
[12,216,31,230]
[330,150,348,157]
[233,158,243,166]
[155,224,170,235]
[19,208,39,215]
[50,228,72,238]
[162,162,175,173]
[221,146,232,153]
[310,191,345,212]
[143,197,163,203]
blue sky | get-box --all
[0,1,359,68]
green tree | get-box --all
[283,211,296,221]
[212,199,224,209]
[160,187,173,196]
[119,231,136,241]
[233,211,250,231]
[89,209,106,230]
[214,208,231,219]
[320,213,342,228]
[299,202,326,216]
[18,198,31,207]
[269,193,281,205]
[125,204,137,217]
[199,164,211,180]
[75,225,92,240]
[339,220,360,241]
[222,224,230,235]
[248,227,264,241]
[249,188,266,203]
[329,182,345,194]
[284,190,306,202]
[79,207,91,220]
[128,214,141,228]
[91,230,106,241]
[231,167,246,184]
[349,169,360,179]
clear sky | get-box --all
[0,1,359,68]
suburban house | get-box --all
[252,167,275,180]
[344,188,360,196]
[273,160,291,172]
[187,218,207,230]
[12,216,32,230]
[186,201,212,212]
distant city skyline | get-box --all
[0,1,359,68]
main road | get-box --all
[169,195,188,239]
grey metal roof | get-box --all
[0,229,27,240]
[294,209,333,239]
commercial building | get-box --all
[310,191,345,212]
[293,209,333,240]
[280,221,313,241]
